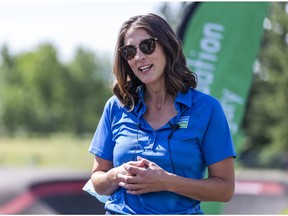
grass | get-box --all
[0,134,95,170]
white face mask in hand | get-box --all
[82,179,110,203]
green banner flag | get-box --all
[178,3,270,214]
[178,2,270,151]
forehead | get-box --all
[124,28,152,45]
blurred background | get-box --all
[0,1,287,214]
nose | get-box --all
[134,48,146,60]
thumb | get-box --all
[137,156,150,168]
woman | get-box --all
[88,13,236,214]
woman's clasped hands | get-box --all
[116,156,169,195]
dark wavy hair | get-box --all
[112,13,197,111]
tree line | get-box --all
[0,44,112,137]
[0,2,287,169]
[241,2,288,169]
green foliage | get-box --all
[63,47,112,135]
[0,43,112,137]
[158,2,190,32]
[241,2,288,169]
[1,2,287,169]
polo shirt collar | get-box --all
[134,86,194,114]
[175,88,194,108]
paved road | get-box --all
[0,167,287,214]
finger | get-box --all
[136,156,149,163]
[126,187,149,195]
[136,156,144,161]
[123,163,146,175]
[126,160,146,168]
[119,182,136,190]
[119,182,145,192]
[136,156,151,168]
[118,173,141,185]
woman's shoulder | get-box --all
[106,95,120,104]
[190,89,227,124]
[191,89,223,110]
[104,95,124,112]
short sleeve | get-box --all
[88,97,116,161]
[201,99,237,166]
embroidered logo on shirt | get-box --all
[177,116,190,128]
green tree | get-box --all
[0,46,20,135]
[0,44,112,136]
[241,2,288,168]
[0,44,67,134]
[158,2,190,33]
[63,47,112,135]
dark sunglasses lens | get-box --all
[120,38,156,60]
[120,45,136,60]
[140,38,156,55]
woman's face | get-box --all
[124,28,166,87]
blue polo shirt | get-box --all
[89,87,236,214]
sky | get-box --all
[0,0,171,62]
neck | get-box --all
[145,87,171,111]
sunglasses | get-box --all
[119,37,158,61]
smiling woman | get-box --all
[0,1,161,62]
[87,13,236,215]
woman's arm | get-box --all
[91,156,128,195]
[117,156,235,202]
[167,157,235,202]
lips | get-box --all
[139,64,153,72]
